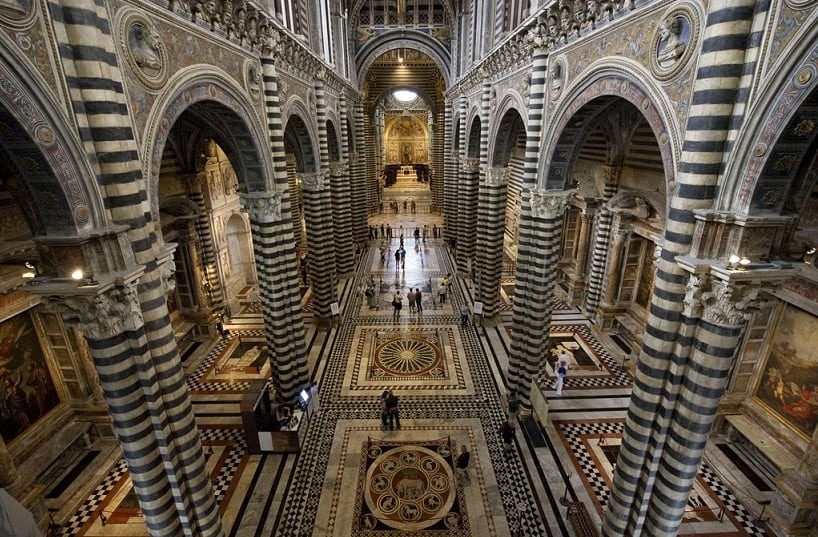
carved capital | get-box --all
[485,167,509,186]
[41,283,143,340]
[299,171,326,192]
[159,257,176,294]
[241,191,282,223]
[701,280,761,327]
[328,161,346,176]
[461,158,481,173]
[528,188,573,219]
[683,273,708,318]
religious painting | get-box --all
[0,311,60,443]
[755,304,818,438]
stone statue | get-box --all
[132,23,162,72]
[657,16,686,68]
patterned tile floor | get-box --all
[58,212,773,536]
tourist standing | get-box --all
[386,391,400,430]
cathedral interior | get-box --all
[2,0,818,536]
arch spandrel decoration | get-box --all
[541,72,676,198]
[731,38,818,214]
[0,57,101,234]
[145,67,274,222]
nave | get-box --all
[54,215,772,537]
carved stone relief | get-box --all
[241,191,282,223]
[42,284,143,341]
[650,4,700,81]
[120,12,169,90]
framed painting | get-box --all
[755,304,818,438]
[0,310,61,443]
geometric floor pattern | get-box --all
[58,212,776,537]
[553,419,770,536]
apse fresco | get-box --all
[0,311,60,443]
[756,305,818,437]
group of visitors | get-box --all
[392,287,423,319]
[380,199,417,214]
[369,224,441,241]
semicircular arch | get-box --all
[489,94,527,167]
[355,30,451,87]
[283,100,319,173]
[725,32,818,214]
[541,62,678,196]
[0,47,105,234]
[144,66,274,219]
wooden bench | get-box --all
[567,501,599,537]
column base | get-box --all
[593,303,626,332]
[562,277,586,306]
[767,471,818,536]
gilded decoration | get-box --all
[0,310,61,444]
[120,11,169,90]
[756,304,818,438]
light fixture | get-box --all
[22,261,37,279]
[728,255,741,270]
[71,269,84,281]
[739,257,751,270]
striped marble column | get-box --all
[344,96,367,246]
[476,166,508,318]
[300,172,338,317]
[507,189,573,413]
[457,158,480,275]
[363,107,379,215]
[329,160,355,276]
[185,174,223,314]
[44,281,222,537]
[349,99,366,234]
[506,44,549,402]
[49,4,221,535]
[643,269,771,535]
[603,2,759,534]
[443,100,457,239]
[584,167,618,316]
[242,192,309,404]
[257,60,311,404]
[431,106,445,212]
[452,97,468,245]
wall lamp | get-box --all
[727,255,752,271]
[71,268,99,287]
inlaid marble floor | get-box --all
[58,213,772,536]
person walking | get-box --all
[379,390,390,430]
[415,288,422,314]
[392,292,403,320]
[438,281,448,304]
[500,421,515,453]
[385,391,400,430]
[395,249,401,267]
[455,444,471,482]
[552,361,568,396]
[407,288,416,313]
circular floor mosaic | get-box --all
[363,445,458,530]
[373,336,443,377]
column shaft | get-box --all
[476,168,508,317]
[584,170,618,316]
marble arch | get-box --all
[325,118,341,162]
[354,29,451,88]
[727,33,818,214]
[0,50,104,233]
[541,67,677,199]
[488,95,526,167]
[145,67,274,220]
[465,107,482,158]
[283,107,319,173]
